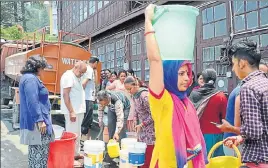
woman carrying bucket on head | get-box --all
[144,4,207,168]
[124,76,155,168]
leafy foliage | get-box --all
[0,2,49,33]
[1,26,23,40]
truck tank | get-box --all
[4,42,101,94]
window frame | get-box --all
[89,1,96,15]
[115,38,125,71]
[232,1,268,33]
[98,1,103,10]
[202,2,227,40]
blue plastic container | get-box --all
[128,142,147,166]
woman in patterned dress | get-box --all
[19,55,53,168]
[124,76,155,168]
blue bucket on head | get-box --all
[152,5,199,61]
[128,142,147,166]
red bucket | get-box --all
[48,132,77,168]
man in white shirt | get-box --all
[81,56,99,139]
[60,61,87,161]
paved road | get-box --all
[0,109,104,168]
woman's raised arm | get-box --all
[145,4,164,95]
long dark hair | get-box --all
[118,69,127,77]
[21,55,47,74]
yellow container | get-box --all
[206,141,242,168]
[107,139,120,158]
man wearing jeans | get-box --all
[60,61,87,166]
[81,56,99,139]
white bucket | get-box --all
[121,138,137,150]
[120,150,138,168]
[84,140,105,168]
[52,125,64,139]
[128,142,147,166]
[120,150,129,168]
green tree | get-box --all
[1,26,23,40]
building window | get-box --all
[104,1,109,5]
[131,32,141,56]
[260,1,268,8]
[116,39,125,70]
[202,3,227,39]
[89,1,95,15]
[84,1,88,19]
[98,46,105,70]
[233,1,268,32]
[91,49,96,56]
[144,59,150,81]
[98,1,103,10]
[72,3,76,26]
[260,8,268,26]
[105,43,115,72]
[260,34,268,47]
[79,1,83,22]
[132,60,141,79]
[202,45,228,76]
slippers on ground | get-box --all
[73,160,83,168]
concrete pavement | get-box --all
[0,109,106,168]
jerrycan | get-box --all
[107,139,120,158]
[152,5,199,61]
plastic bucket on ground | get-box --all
[152,5,199,60]
[121,138,137,150]
[206,141,242,168]
[84,140,105,168]
[107,139,120,158]
[48,132,77,168]
[120,150,129,168]
[128,142,147,166]
[52,124,64,139]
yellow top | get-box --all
[149,89,193,168]
[149,89,177,168]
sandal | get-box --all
[73,160,83,168]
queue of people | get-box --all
[18,4,268,168]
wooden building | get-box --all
[57,1,268,94]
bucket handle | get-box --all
[152,6,169,25]
[208,141,241,161]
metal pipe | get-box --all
[229,1,234,39]
[21,39,24,53]
[41,28,45,56]
[33,33,36,49]
[233,27,268,37]
[88,36,91,52]
[54,30,62,94]
[26,35,29,51]
[16,41,19,53]
[62,31,87,38]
